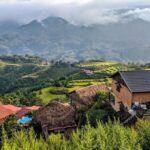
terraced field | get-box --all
[0,60,20,68]
[77,61,131,74]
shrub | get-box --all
[1,121,145,150]
[136,119,150,150]
[96,91,108,102]
[49,88,68,95]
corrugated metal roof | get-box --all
[2,105,21,113]
[16,107,30,119]
[113,70,150,93]
[0,105,14,120]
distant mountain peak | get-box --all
[0,16,150,62]
[42,16,69,25]
[21,20,42,28]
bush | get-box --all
[136,119,150,150]
[96,91,108,102]
[49,88,68,95]
[87,95,117,126]
[87,109,107,126]
[1,121,146,150]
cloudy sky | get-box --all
[0,0,150,25]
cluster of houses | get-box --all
[1,70,150,137]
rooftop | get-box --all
[35,101,76,131]
[0,105,14,121]
[70,83,108,105]
[112,70,150,93]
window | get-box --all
[116,83,122,92]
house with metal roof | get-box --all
[110,70,150,111]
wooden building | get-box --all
[110,70,150,111]
[69,84,108,109]
[35,101,77,138]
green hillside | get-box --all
[0,56,150,150]
[36,87,67,104]
[77,61,134,74]
[0,56,148,106]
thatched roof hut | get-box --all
[69,83,108,109]
[35,101,77,138]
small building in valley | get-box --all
[110,70,150,111]
[81,69,94,75]
[35,101,77,138]
[69,84,108,109]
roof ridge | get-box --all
[76,83,106,92]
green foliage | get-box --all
[96,91,108,102]
[0,116,20,145]
[36,87,68,104]
[76,60,142,77]
[87,109,107,126]
[1,121,149,150]
[1,90,42,106]
[49,88,68,95]
[87,101,116,126]
[136,120,150,150]
[86,91,116,126]
[0,55,44,64]
[0,55,77,106]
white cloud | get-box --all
[0,0,93,4]
[123,8,150,21]
[0,0,150,25]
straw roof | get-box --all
[70,83,108,106]
[35,101,77,131]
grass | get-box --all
[35,60,136,104]
[145,68,150,70]
[78,61,117,68]
[22,66,48,79]
[68,79,101,86]
[77,61,130,74]
[36,87,67,104]
[0,60,20,68]
[36,79,103,103]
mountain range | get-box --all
[0,16,150,62]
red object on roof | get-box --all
[0,104,41,120]
[0,105,14,121]
[16,106,41,118]
[16,107,30,119]
[2,105,21,113]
